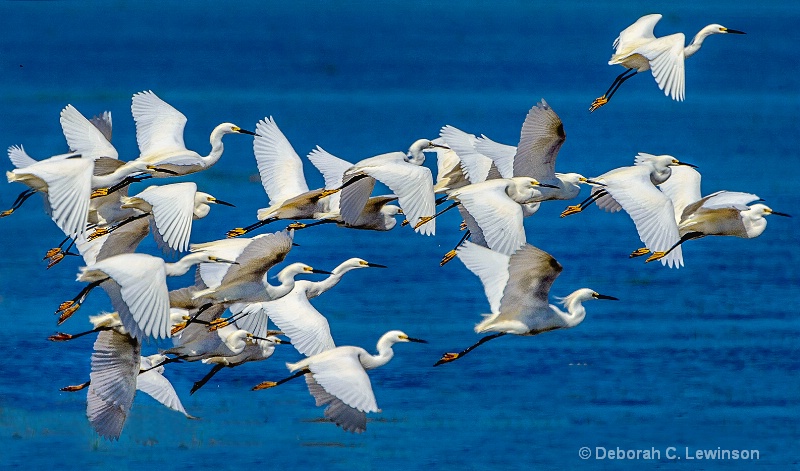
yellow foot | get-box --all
[57,300,75,312]
[589,96,608,113]
[43,247,62,259]
[319,188,341,198]
[0,209,14,217]
[48,332,73,341]
[645,251,667,263]
[629,248,651,258]
[226,228,246,238]
[413,216,434,229]
[57,305,80,325]
[46,252,66,269]
[170,322,187,336]
[208,319,229,331]
[434,352,460,366]
[252,381,278,391]
[90,188,109,199]
[560,205,583,218]
[286,222,306,230]
[459,221,467,231]
[400,219,409,227]
[60,383,89,392]
[440,250,457,267]
[87,228,109,241]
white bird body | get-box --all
[118,181,232,252]
[338,139,440,236]
[591,14,745,110]
[284,330,426,433]
[6,156,93,237]
[129,90,255,176]
[457,242,602,335]
[256,258,384,354]
[582,153,692,268]
[307,146,402,231]
[74,251,227,340]
[187,231,294,304]
[446,177,546,255]
[86,324,191,441]
[249,117,334,224]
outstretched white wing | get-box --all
[637,33,686,101]
[136,355,193,418]
[307,146,353,212]
[307,349,379,415]
[137,182,197,252]
[131,90,188,157]
[474,135,516,179]
[87,330,140,441]
[439,125,493,183]
[262,284,335,356]
[454,181,525,256]
[254,117,309,206]
[456,241,511,314]
[304,374,368,433]
[365,161,436,236]
[513,100,565,181]
[603,166,683,268]
[658,166,702,223]
[613,13,662,52]
[60,104,118,160]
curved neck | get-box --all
[165,252,209,276]
[649,165,672,186]
[203,125,228,167]
[265,270,298,299]
[685,26,716,59]
[552,298,587,329]
[361,336,396,370]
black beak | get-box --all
[366,262,388,268]
[585,179,606,186]
[236,129,257,136]
[430,143,450,150]
[213,198,235,207]
[212,257,239,265]
[726,28,746,34]
[676,161,698,169]
[406,337,427,344]
[770,211,791,217]
[539,183,560,189]
[594,293,619,301]
[310,268,333,275]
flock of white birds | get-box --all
[3,14,789,439]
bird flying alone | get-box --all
[589,14,745,112]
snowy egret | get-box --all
[80,331,192,440]
[337,139,447,236]
[300,146,402,231]
[226,117,340,238]
[190,335,286,395]
[560,153,697,268]
[4,155,93,238]
[90,91,255,196]
[417,177,557,257]
[247,258,386,355]
[88,182,234,252]
[630,168,791,262]
[252,330,426,433]
[56,251,236,339]
[434,242,617,366]
[589,14,745,112]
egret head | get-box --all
[196,191,235,208]
[406,139,449,165]
[385,330,427,344]
[710,24,746,35]
[557,288,618,306]
[748,204,791,218]
[217,123,257,136]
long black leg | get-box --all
[190,364,226,395]
[440,229,472,266]
[0,188,37,217]
[48,326,112,341]
[433,332,507,366]
[603,68,637,99]
[411,201,459,229]
[252,368,309,390]
[227,217,277,238]
[646,231,705,263]
[55,278,108,324]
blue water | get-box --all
[1,1,798,469]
